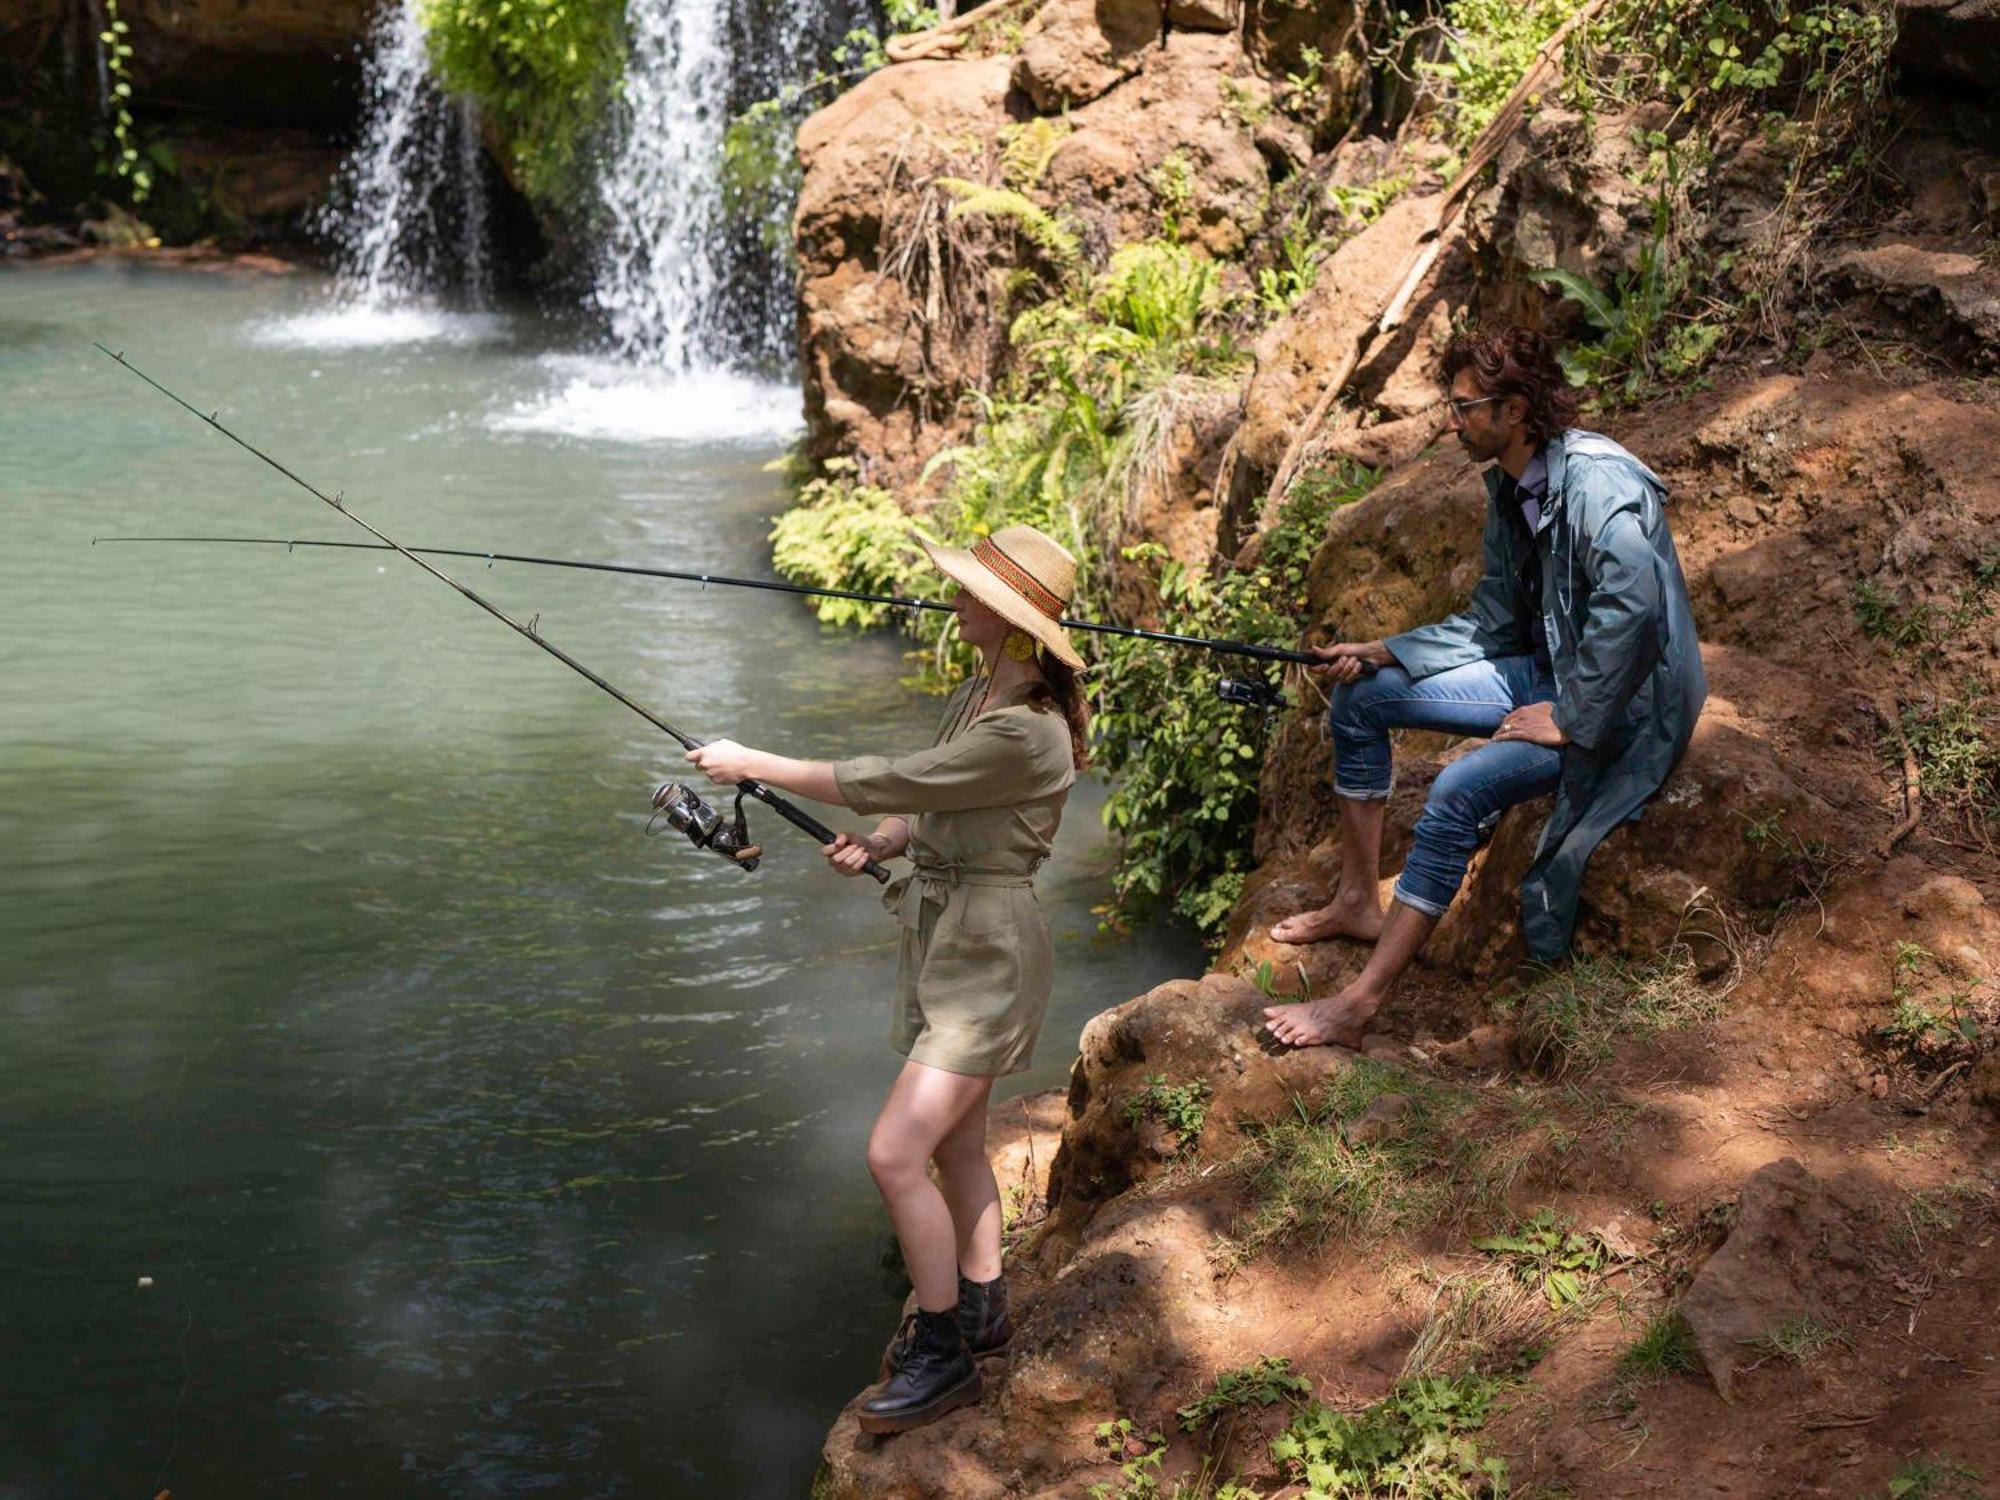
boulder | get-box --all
[1893,0,2000,96]
[1681,1158,1843,1401]
[1042,972,1355,1231]
[1038,30,1271,258]
[1431,697,1834,977]
[1830,242,2000,370]
[1012,0,1164,112]
[794,55,1016,470]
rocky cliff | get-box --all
[793,2,2000,1494]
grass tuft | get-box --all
[1512,946,1726,1078]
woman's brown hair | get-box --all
[1440,326,1579,446]
[1029,654,1092,770]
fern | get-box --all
[936,177,1082,267]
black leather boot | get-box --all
[880,1272,1014,1377]
[857,1306,982,1434]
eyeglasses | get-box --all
[1443,395,1502,421]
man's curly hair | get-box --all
[1441,326,1579,447]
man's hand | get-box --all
[685,739,766,786]
[1307,640,1395,684]
[1493,701,1567,747]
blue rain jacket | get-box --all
[1384,429,1706,960]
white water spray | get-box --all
[319,0,491,312]
[593,0,733,370]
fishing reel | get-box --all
[1216,675,1287,714]
[649,782,763,872]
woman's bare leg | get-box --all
[930,1085,1001,1283]
[867,1060,996,1310]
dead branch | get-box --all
[1861,691,1920,858]
[1262,0,1614,515]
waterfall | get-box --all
[319,0,492,310]
[593,0,732,369]
[593,0,878,372]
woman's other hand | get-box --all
[824,832,886,877]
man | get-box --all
[1263,325,1705,1049]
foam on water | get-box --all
[488,356,801,444]
[248,304,506,351]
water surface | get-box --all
[2,262,1202,1498]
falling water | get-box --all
[318,0,492,310]
[593,0,732,369]
[593,0,878,372]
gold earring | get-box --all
[1003,628,1038,662]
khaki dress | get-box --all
[831,676,1077,1077]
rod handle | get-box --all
[742,780,892,884]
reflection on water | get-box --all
[2,262,1202,1498]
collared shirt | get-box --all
[1497,446,1554,670]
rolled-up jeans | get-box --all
[1329,654,1562,917]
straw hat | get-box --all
[918,523,1084,669]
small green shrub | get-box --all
[1616,1308,1699,1380]
[1470,1207,1608,1309]
[1531,170,1725,406]
[1126,1074,1214,1153]
[766,464,928,629]
[1093,462,1375,932]
[1269,1375,1509,1499]
[1177,1356,1313,1432]
[1879,1453,1984,1500]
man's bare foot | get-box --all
[1269,895,1385,946]
[1262,991,1379,1049]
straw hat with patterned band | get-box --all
[918,523,1085,670]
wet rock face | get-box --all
[127,0,375,130]
[792,13,1278,484]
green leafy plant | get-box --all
[420,0,626,209]
[1178,1356,1314,1431]
[767,462,928,629]
[1530,169,1725,405]
[1875,939,1985,1064]
[1093,463,1375,931]
[95,0,150,203]
[1324,170,1414,232]
[1269,1375,1509,1499]
[1419,0,1586,151]
[1471,1208,1608,1309]
[1126,1074,1214,1153]
[1151,150,1197,242]
[1879,1453,1984,1499]
[937,175,1083,268]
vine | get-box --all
[97,0,149,203]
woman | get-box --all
[684,523,1090,1434]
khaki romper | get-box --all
[831,677,1077,1076]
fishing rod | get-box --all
[90,535,1325,670]
[93,344,890,885]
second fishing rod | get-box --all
[96,536,1324,711]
